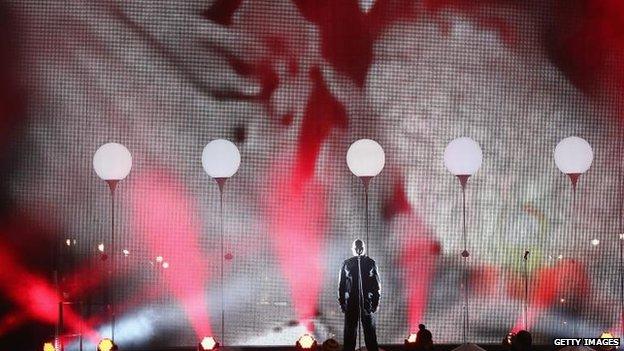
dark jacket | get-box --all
[338,255,381,313]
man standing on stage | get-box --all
[338,239,380,351]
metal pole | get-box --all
[54,215,61,350]
[54,269,60,349]
[462,184,468,344]
[216,178,226,346]
[357,255,365,350]
[524,253,528,330]
[58,300,63,351]
[572,184,577,337]
[79,301,83,351]
[365,186,369,257]
[110,187,116,341]
[617,121,624,345]
[361,176,371,257]
[359,176,371,349]
[220,187,225,346]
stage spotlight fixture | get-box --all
[97,338,118,351]
[405,333,417,349]
[600,332,614,339]
[43,341,56,351]
[502,332,515,346]
[406,325,434,350]
[599,331,617,350]
[296,334,318,350]
[198,336,219,350]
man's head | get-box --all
[352,239,365,256]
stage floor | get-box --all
[125,345,561,351]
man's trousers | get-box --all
[343,307,378,351]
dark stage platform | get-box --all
[126,345,560,351]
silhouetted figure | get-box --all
[321,338,341,351]
[511,330,532,351]
[415,324,433,351]
[338,239,380,351]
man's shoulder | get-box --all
[344,256,376,264]
[343,256,357,264]
[363,255,376,263]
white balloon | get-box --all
[93,142,133,180]
[554,136,593,174]
[443,137,483,176]
[202,139,241,178]
[346,139,385,177]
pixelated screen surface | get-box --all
[3,0,624,348]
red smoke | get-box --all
[0,236,99,342]
[399,218,440,331]
[131,170,213,338]
[264,164,327,331]
[388,179,440,331]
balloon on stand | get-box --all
[346,139,385,178]
[93,143,133,181]
[443,137,483,177]
[554,136,593,175]
[202,139,241,179]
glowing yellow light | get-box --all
[601,332,614,339]
[200,336,218,350]
[297,334,316,349]
[43,342,56,351]
[97,338,115,351]
[406,333,418,343]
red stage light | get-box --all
[132,174,213,338]
[97,338,118,351]
[296,334,317,350]
[198,336,219,350]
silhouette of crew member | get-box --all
[415,324,433,351]
[338,239,380,351]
